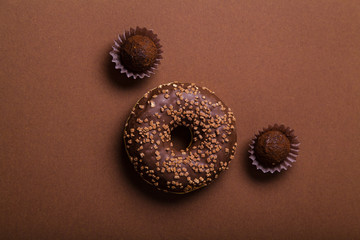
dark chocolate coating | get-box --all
[254,130,290,166]
[120,35,157,73]
[124,82,237,194]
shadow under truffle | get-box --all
[105,46,149,89]
[241,141,282,182]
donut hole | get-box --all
[170,126,192,151]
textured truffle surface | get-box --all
[254,130,290,166]
[120,35,157,73]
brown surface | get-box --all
[1,1,360,239]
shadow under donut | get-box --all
[115,118,209,203]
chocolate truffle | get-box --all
[120,35,157,73]
[254,130,290,166]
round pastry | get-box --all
[249,124,300,173]
[110,27,162,79]
[124,82,237,194]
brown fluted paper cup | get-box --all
[249,124,300,173]
[110,26,163,79]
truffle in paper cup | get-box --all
[110,27,163,79]
[248,124,300,173]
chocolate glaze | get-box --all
[124,82,237,194]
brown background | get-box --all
[1,0,360,239]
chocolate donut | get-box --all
[124,82,237,194]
